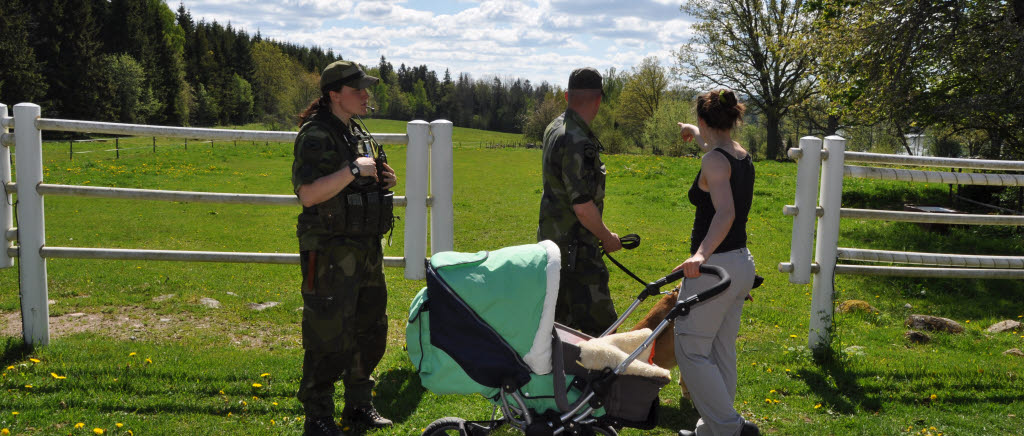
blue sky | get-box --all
[168,0,696,87]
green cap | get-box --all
[568,67,605,97]
[319,60,379,92]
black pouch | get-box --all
[565,241,579,272]
[365,191,381,235]
[380,191,395,234]
[345,193,365,234]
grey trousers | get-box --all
[674,248,755,436]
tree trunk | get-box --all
[826,115,839,136]
[765,112,782,160]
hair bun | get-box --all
[719,89,737,108]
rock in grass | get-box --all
[838,300,877,313]
[905,314,964,333]
[200,297,221,309]
[986,320,1021,333]
[1004,348,1024,357]
[904,330,931,344]
[247,302,280,311]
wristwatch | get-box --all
[348,162,360,176]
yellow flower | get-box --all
[1,428,9,435]
[789,334,797,338]
[29,358,40,363]
[5,366,12,370]
[227,412,232,417]
[252,383,262,388]
[93,428,104,435]
[272,402,278,406]
[11,412,17,415]
[219,390,225,395]
[260,373,270,377]
[270,420,276,425]
[51,373,67,379]
[965,320,970,323]
[930,394,937,400]
[814,403,822,409]
[116,423,123,428]
[145,358,153,364]
[24,385,32,389]
[128,431,133,436]
[129,352,137,357]
[75,423,85,429]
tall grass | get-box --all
[1,125,1022,435]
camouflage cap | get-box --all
[320,60,379,92]
[568,67,605,97]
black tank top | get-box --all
[688,147,755,255]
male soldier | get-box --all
[537,67,623,337]
[292,60,398,436]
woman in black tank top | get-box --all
[673,90,761,436]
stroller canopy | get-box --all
[407,241,561,396]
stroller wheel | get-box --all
[422,417,470,436]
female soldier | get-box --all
[674,89,760,436]
[292,60,398,436]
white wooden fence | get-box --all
[779,136,1024,349]
[0,102,455,346]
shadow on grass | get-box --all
[371,366,427,427]
[655,397,701,433]
[0,337,32,367]
[796,347,882,415]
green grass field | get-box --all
[1,122,1022,435]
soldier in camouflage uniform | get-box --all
[537,67,624,337]
[292,60,398,436]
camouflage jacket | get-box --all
[537,109,606,247]
[292,110,375,251]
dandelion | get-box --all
[11,412,18,415]
[252,383,262,388]
[129,352,137,357]
[260,373,270,377]
[1,428,8,435]
[93,428,104,435]
[116,423,123,428]
[51,373,67,379]
[272,402,278,406]
[930,394,937,400]
[5,366,12,370]
[24,385,32,389]
[271,420,276,425]
[219,390,225,395]
[29,358,40,363]
[227,412,232,417]
[145,358,153,364]
[789,335,798,338]
[128,431,133,436]
[75,423,85,429]
[770,389,777,394]
[814,404,822,409]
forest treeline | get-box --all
[1,0,1021,166]
[0,0,560,135]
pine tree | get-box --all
[0,0,48,104]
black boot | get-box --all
[342,404,394,428]
[740,420,761,436]
[304,416,345,436]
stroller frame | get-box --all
[421,264,731,436]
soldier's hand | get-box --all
[602,232,623,253]
[381,162,398,189]
[354,156,378,181]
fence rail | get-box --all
[1,102,453,346]
[781,136,1024,350]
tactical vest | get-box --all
[298,117,395,238]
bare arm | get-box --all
[572,201,622,252]
[296,156,377,207]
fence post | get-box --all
[14,103,49,346]
[69,140,73,160]
[781,136,822,284]
[1,104,13,269]
[405,120,429,280]
[429,120,454,254]
[116,137,120,159]
[809,135,846,351]
[153,137,156,153]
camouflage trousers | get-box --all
[555,243,617,337]
[296,236,388,417]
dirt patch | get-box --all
[1,307,302,349]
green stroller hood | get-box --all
[407,241,561,396]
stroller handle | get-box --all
[666,264,732,320]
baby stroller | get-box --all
[406,241,730,435]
